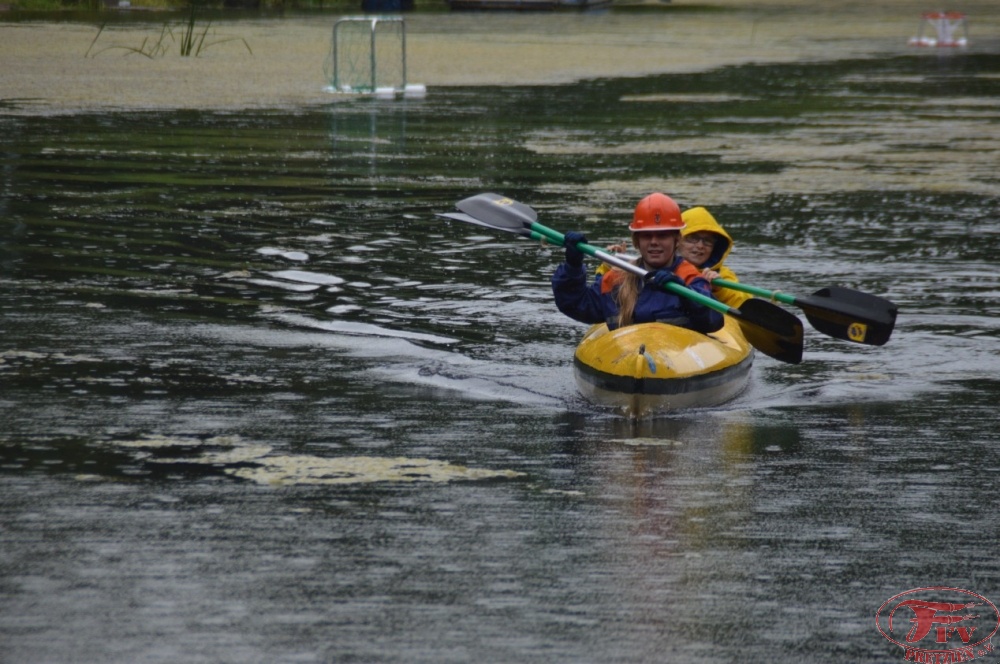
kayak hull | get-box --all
[573,318,753,417]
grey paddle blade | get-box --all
[435,212,531,236]
[456,193,539,231]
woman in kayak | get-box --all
[678,206,753,308]
[552,193,723,333]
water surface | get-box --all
[3,50,1000,663]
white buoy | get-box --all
[403,84,427,99]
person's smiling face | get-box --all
[634,231,679,269]
[679,232,718,268]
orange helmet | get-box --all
[629,193,684,233]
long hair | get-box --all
[613,256,645,329]
[613,231,680,327]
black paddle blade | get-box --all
[797,286,898,346]
[435,212,532,237]
[455,193,538,231]
[735,298,804,365]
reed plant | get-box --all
[86,5,252,58]
[179,5,207,56]
[176,4,253,56]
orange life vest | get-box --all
[599,259,702,295]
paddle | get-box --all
[554,256,897,346]
[710,279,897,346]
[451,193,897,346]
[440,193,804,365]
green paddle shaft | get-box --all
[525,223,737,316]
[567,251,896,346]
[446,193,804,363]
[712,278,793,304]
[449,191,894,345]
[525,225,802,363]
[713,277,896,346]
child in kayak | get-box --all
[678,207,752,308]
[552,193,723,333]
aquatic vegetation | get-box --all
[86,8,252,58]
[222,455,526,486]
[109,435,525,486]
[176,5,252,57]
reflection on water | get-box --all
[2,53,1000,663]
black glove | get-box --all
[563,231,588,268]
[650,269,684,289]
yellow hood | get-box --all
[681,207,732,271]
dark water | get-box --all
[3,52,1000,663]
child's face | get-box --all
[633,231,679,269]
[679,232,717,268]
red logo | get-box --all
[876,587,1000,661]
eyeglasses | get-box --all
[684,235,717,247]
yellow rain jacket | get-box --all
[680,207,752,308]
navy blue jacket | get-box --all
[551,256,724,333]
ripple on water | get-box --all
[256,247,309,261]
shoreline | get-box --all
[1,2,995,115]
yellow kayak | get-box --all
[573,317,754,417]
